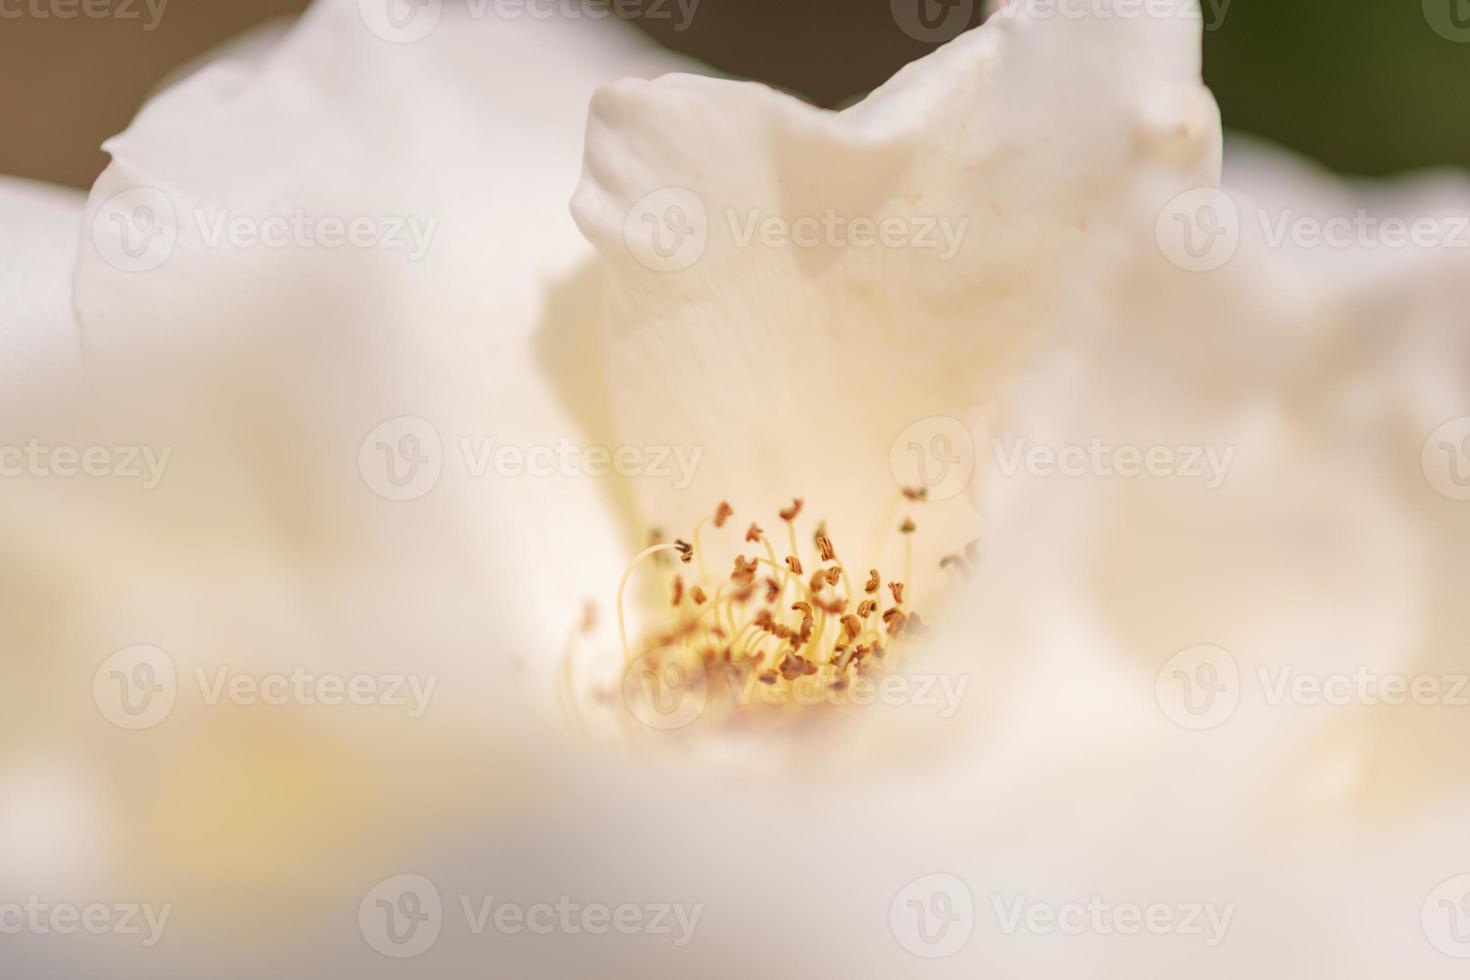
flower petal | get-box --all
[0,177,84,389]
[64,0,688,687]
[571,1,1220,577]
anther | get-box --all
[816,534,835,562]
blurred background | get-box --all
[2,0,1469,191]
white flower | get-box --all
[1,0,1467,975]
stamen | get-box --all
[590,497,958,731]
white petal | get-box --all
[0,177,84,389]
[60,1,688,690]
[572,1,1220,586]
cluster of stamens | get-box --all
[559,492,976,731]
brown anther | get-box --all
[809,571,827,595]
[779,498,804,522]
[758,670,779,686]
[764,577,781,602]
[857,599,877,618]
[899,517,917,535]
[829,679,850,693]
[840,615,863,643]
[816,534,835,562]
[753,609,777,632]
[785,555,804,575]
[883,609,908,636]
[889,581,906,605]
[671,576,684,606]
[865,570,881,594]
[745,522,764,543]
[791,601,814,620]
[690,586,708,605]
[674,539,694,564]
[733,585,755,603]
[732,556,759,585]
[902,486,929,502]
[824,568,841,587]
[818,597,847,616]
[714,501,734,528]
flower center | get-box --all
[560,494,976,732]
